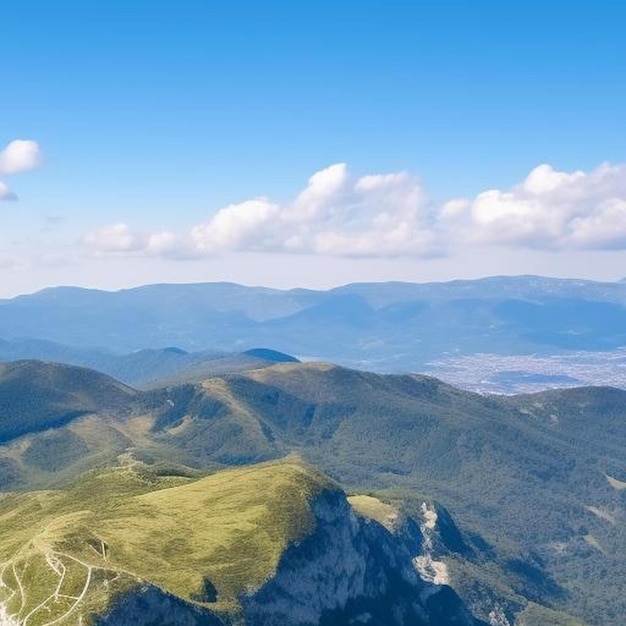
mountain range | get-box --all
[1,276,625,393]
[0,358,624,625]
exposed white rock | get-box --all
[242,492,371,624]
[413,502,450,585]
[413,554,450,586]
[421,502,438,532]
[488,603,512,626]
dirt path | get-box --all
[1,549,94,626]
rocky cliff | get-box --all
[94,487,484,626]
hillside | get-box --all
[0,360,135,443]
[0,461,484,626]
[0,359,623,624]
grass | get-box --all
[348,495,398,529]
[0,460,333,625]
[97,461,328,600]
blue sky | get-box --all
[1,0,625,295]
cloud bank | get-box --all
[84,161,626,259]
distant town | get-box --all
[424,348,626,394]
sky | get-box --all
[1,0,625,297]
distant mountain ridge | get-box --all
[0,339,299,388]
[1,276,625,391]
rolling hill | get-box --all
[0,360,135,443]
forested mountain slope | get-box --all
[0,360,623,624]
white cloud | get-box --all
[290,163,350,222]
[568,199,626,249]
[83,223,185,258]
[189,163,437,258]
[449,162,626,250]
[0,181,17,202]
[0,139,42,202]
[82,161,626,260]
[146,231,184,255]
[83,223,146,254]
[440,198,469,219]
[0,140,42,174]
[191,199,281,252]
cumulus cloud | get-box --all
[0,139,42,202]
[568,199,626,249]
[83,223,184,257]
[146,231,184,256]
[451,162,626,249]
[190,163,437,258]
[83,161,626,260]
[290,162,350,222]
[83,223,145,253]
[0,140,42,174]
[191,199,281,252]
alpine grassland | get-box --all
[0,460,333,625]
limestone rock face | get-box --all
[96,489,485,626]
[242,490,485,626]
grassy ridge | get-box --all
[0,461,333,625]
